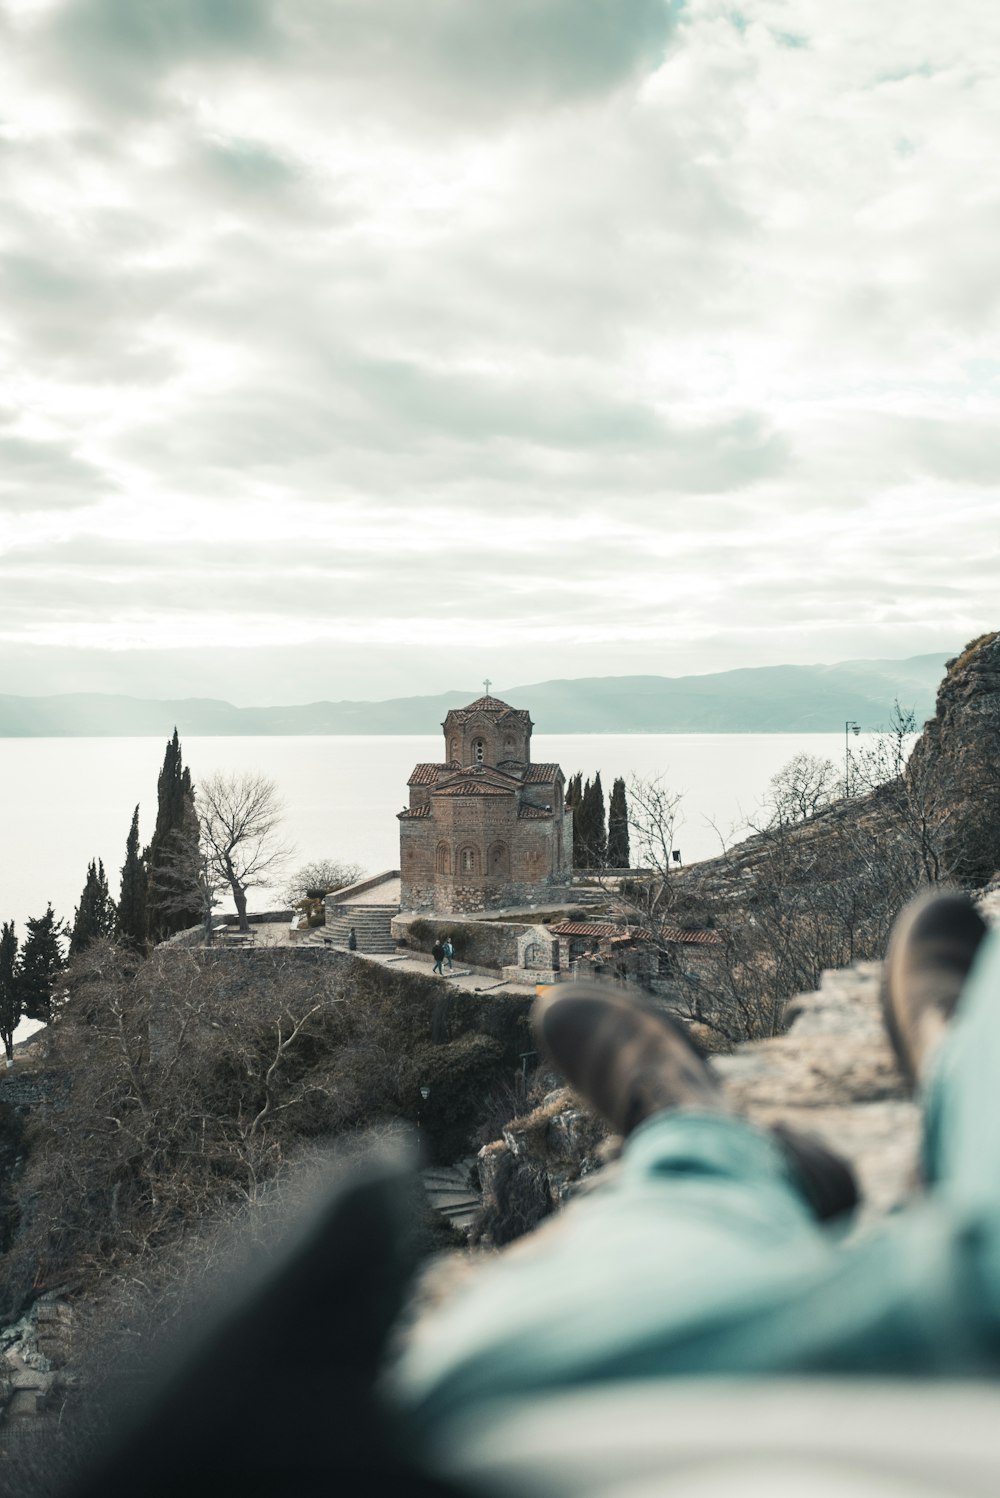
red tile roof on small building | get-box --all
[398,805,431,818]
[661,928,723,946]
[549,921,627,939]
[518,804,551,818]
[549,920,722,946]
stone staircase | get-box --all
[421,1160,481,1233]
[324,904,398,954]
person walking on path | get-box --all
[396,889,1000,1438]
[347,927,357,951]
[442,936,454,971]
[431,940,445,975]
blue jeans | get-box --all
[396,931,1000,1432]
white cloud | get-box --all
[0,0,995,698]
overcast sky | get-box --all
[0,0,995,705]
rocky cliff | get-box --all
[907,631,1000,882]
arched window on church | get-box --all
[472,738,485,764]
[489,842,510,879]
[459,845,479,876]
[449,737,458,762]
[436,842,451,875]
[503,736,515,759]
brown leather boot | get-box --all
[532,982,724,1137]
[535,983,860,1220]
[880,889,988,1089]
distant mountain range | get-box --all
[0,654,953,737]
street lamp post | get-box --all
[844,720,860,796]
[417,1081,431,1156]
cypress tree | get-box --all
[588,772,607,868]
[576,774,607,868]
[0,922,19,1062]
[117,805,148,951]
[146,729,201,943]
[565,772,585,869]
[18,905,66,1023]
[69,859,117,957]
[574,775,590,868]
[607,777,630,869]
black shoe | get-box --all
[771,1123,859,1222]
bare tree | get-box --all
[611,776,685,936]
[281,858,365,906]
[198,772,293,932]
[852,702,958,888]
[764,752,840,826]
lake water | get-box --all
[0,731,871,939]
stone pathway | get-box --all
[296,935,540,997]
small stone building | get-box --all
[399,694,573,914]
[548,919,723,993]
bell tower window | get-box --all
[473,738,485,764]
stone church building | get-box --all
[399,694,573,914]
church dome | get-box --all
[442,693,533,768]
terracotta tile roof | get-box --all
[398,805,431,818]
[434,782,511,798]
[549,920,722,946]
[550,921,627,939]
[660,927,723,946]
[408,763,444,785]
[523,763,560,783]
[462,695,513,713]
[518,805,551,819]
[446,697,532,724]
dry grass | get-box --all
[948,632,998,677]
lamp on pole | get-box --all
[844,720,860,796]
[417,1081,431,1155]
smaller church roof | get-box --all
[398,805,431,818]
[523,763,561,784]
[518,804,552,819]
[408,763,445,785]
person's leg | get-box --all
[395,964,1000,1439]
[396,1107,831,1431]
[877,889,998,1204]
[920,927,1000,1204]
[396,988,834,1428]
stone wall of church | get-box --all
[401,809,571,914]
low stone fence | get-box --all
[392,914,537,974]
[157,910,295,949]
